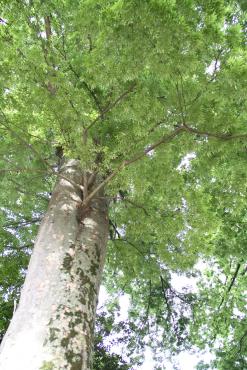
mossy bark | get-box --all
[0,160,109,370]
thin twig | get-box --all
[113,239,144,256]
[3,218,41,229]
[186,49,223,107]
[118,193,149,216]
[175,80,186,124]
[7,178,50,201]
[109,220,144,256]
[65,62,102,112]
[183,123,247,141]
[85,83,137,132]
[160,275,172,319]
[0,168,47,173]
[145,280,152,334]
[0,110,51,169]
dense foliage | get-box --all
[0,0,247,368]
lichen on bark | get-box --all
[0,162,108,370]
[40,361,54,370]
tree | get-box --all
[0,0,246,369]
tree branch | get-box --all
[65,62,103,112]
[118,192,149,216]
[0,110,51,169]
[7,178,50,202]
[145,280,152,334]
[3,218,41,229]
[82,126,184,206]
[160,275,172,319]
[57,174,84,195]
[85,83,137,132]
[44,16,52,40]
[186,49,223,107]
[2,243,34,252]
[227,263,241,293]
[109,219,144,256]
[183,123,247,141]
[0,168,47,174]
[82,123,247,207]
[218,262,241,309]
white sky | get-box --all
[97,154,214,369]
[98,272,214,370]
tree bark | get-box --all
[0,160,109,370]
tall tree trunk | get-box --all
[0,160,109,370]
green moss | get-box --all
[90,260,99,275]
[61,329,83,370]
[66,351,83,370]
[40,361,54,370]
[94,243,101,261]
[62,253,73,272]
[62,244,76,273]
[76,267,91,285]
[49,327,60,342]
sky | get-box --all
[97,153,215,370]
[98,266,214,370]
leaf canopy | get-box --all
[0,0,247,368]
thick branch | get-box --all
[44,16,52,40]
[57,174,84,194]
[227,263,241,293]
[82,130,88,199]
[218,263,241,309]
[83,124,247,206]
[125,126,184,166]
[82,127,182,206]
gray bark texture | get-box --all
[0,160,109,370]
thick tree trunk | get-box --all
[0,160,109,370]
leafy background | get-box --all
[0,0,247,369]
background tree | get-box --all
[0,0,246,369]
